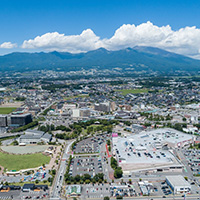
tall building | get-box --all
[94,102,110,112]
[110,102,116,111]
[80,108,90,118]
[10,113,32,127]
[0,115,7,127]
[72,109,80,118]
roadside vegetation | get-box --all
[64,172,105,184]
[11,120,38,133]
[0,135,20,145]
[110,157,123,179]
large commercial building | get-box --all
[18,129,52,144]
[0,113,33,127]
[112,128,194,173]
[10,113,32,127]
[166,175,191,194]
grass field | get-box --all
[0,151,50,171]
[0,107,16,114]
[64,94,89,100]
[117,89,149,95]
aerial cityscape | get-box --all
[1,0,200,200]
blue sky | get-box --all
[0,0,200,58]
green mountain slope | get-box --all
[0,46,199,72]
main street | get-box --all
[50,139,74,200]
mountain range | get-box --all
[0,46,200,73]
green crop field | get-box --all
[0,151,50,171]
[117,89,149,95]
[0,107,16,114]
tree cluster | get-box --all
[64,173,104,184]
[11,121,38,133]
[110,157,123,179]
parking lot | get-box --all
[69,156,103,177]
[110,184,136,198]
[73,134,109,154]
[183,149,200,175]
[160,180,173,196]
[0,190,49,199]
[81,184,110,199]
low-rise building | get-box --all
[18,129,52,144]
[166,175,191,194]
[66,185,81,197]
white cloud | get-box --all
[21,22,200,59]
[0,42,17,49]
[22,29,103,53]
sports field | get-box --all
[117,89,149,95]
[0,151,50,171]
[0,107,16,114]
[1,145,49,154]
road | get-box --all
[109,195,200,200]
[50,140,74,200]
[0,132,23,139]
[37,100,57,117]
[174,149,193,178]
[81,194,200,200]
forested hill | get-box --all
[0,46,200,72]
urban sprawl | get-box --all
[0,70,200,200]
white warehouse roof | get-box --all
[166,175,190,187]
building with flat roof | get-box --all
[94,102,110,112]
[18,129,52,144]
[80,108,90,118]
[166,175,191,194]
[112,128,193,173]
[22,184,35,192]
[72,109,80,118]
[10,113,32,127]
[0,115,7,127]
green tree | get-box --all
[111,157,118,169]
[74,175,81,182]
[85,179,90,184]
[83,174,91,181]
[114,167,123,179]
[12,140,19,145]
